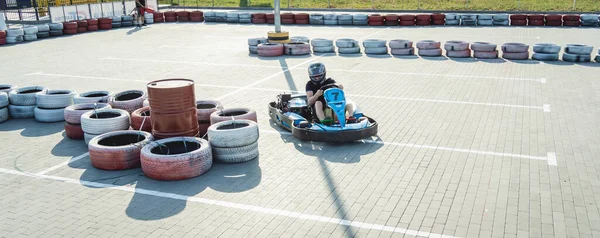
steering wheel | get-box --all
[319,83,341,91]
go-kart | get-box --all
[268,83,378,142]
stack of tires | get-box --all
[204,11,216,22]
[64,103,111,140]
[416,40,442,57]
[445,41,471,58]
[0,30,5,45]
[121,15,134,26]
[89,130,154,170]
[164,11,177,22]
[353,14,368,25]
[208,120,259,164]
[252,13,266,24]
[416,14,431,26]
[311,38,335,53]
[23,26,38,42]
[389,39,414,56]
[34,89,75,123]
[145,12,155,24]
[501,43,529,60]
[563,15,580,26]
[532,43,561,61]
[510,14,527,26]
[108,90,146,114]
[154,12,165,23]
[368,14,383,26]
[432,13,445,25]
[493,14,509,25]
[563,44,593,62]
[471,42,498,59]
[36,24,50,39]
[266,13,274,24]
[325,14,338,25]
[384,14,398,26]
[227,12,239,23]
[281,13,294,24]
[98,18,112,30]
[294,13,309,24]
[248,37,268,54]
[8,86,46,119]
[61,22,77,34]
[6,28,24,44]
[545,14,562,26]
[338,14,353,25]
[310,13,324,25]
[257,43,284,57]
[111,16,122,28]
[399,14,415,26]
[460,14,477,26]
[336,38,360,54]
[528,14,544,26]
[445,13,459,25]
[141,136,212,181]
[81,108,131,144]
[363,39,387,55]
[477,14,493,26]
[86,19,99,31]
[0,91,8,123]
[178,11,190,22]
[74,20,87,33]
[580,14,599,27]
[195,100,223,136]
[216,12,227,23]
[238,13,251,24]
[131,106,152,132]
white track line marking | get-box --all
[26,72,549,111]
[0,167,456,238]
[547,152,558,166]
[36,152,89,175]
[540,78,547,84]
[102,57,285,69]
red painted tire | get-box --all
[369,20,384,26]
[281,12,294,19]
[385,20,399,26]
[77,27,87,33]
[281,18,294,24]
[253,18,267,24]
[266,13,274,20]
[63,22,78,29]
[416,14,431,21]
[154,17,164,22]
[257,43,284,57]
[164,11,177,17]
[131,106,152,132]
[284,42,311,55]
[267,19,274,24]
[198,122,210,137]
[563,20,580,26]
[108,90,146,114]
[253,13,266,19]
[190,11,203,17]
[190,16,204,22]
[86,19,98,25]
[473,50,498,59]
[562,14,579,21]
[210,108,257,124]
[89,130,153,170]
[417,40,441,49]
[63,28,78,35]
[432,19,445,25]
[510,14,527,20]
[368,14,383,22]
[165,16,177,22]
[0,38,6,45]
[447,49,472,58]
[64,103,112,124]
[294,13,309,20]
[178,16,190,22]
[502,42,529,53]
[141,137,212,181]
[502,52,529,60]
[295,19,309,24]
[431,13,445,20]
[176,11,190,17]
[196,100,223,122]
[98,18,112,24]
[528,19,544,26]
[545,14,562,21]
[511,20,527,26]
[64,122,84,140]
[384,14,398,21]
[545,20,562,26]
[399,20,415,26]
[74,20,88,27]
[153,12,164,18]
[527,14,544,20]
[416,20,431,26]
[99,23,112,30]
[399,14,415,21]
[0,30,6,38]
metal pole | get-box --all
[572,0,576,10]
[274,0,281,33]
[328,0,330,8]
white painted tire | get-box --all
[445,19,459,25]
[324,20,337,25]
[290,36,309,43]
[493,20,509,25]
[141,137,213,180]
[532,53,559,61]
[23,34,37,41]
[460,14,477,20]
[0,92,8,108]
[226,12,238,18]
[204,11,216,17]
[477,19,493,26]
[595,55,600,62]
[145,18,154,24]
[9,86,47,106]
[389,40,413,49]
[445,13,459,20]
[338,47,361,54]
[64,103,112,124]
[48,23,64,30]
[6,28,24,37]
[35,24,50,32]
[36,89,75,109]
[562,53,591,62]
[363,39,386,48]
[338,14,353,21]
[6,36,23,44]
[501,43,529,53]
[108,90,146,114]
[0,107,8,123]
[0,84,17,94]
[212,141,259,164]
[444,41,469,51]
[248,37,268,46]
[473,50,498,59]
[580,14,599,21]
[80,108,131,135]
[353,14,367,20]
[8,105,35,119]
[88,130,153,170]
[418,48,443,57]
[313,45,335,53]
[324,14,337,20]
[364,47,388,54]
[502,52,529,60]
[249,46,258,54]
[34,107,65,122]
[311,38,333,47]
[471,42,497,51]
[284,42,311,55]
[111,16,122,22]
[477,14,492,20]
[416,40,441,50]
[336,38,359,48]
[207,119,259,148]
[391,48,414,55]
[493,14,509,21]
[74,91,111,104]
[23,26,38,35]
[533,43,561,54]
[447,49,472,58]
[565,44,593,55]
[239,13,251,19]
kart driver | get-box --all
[306,62,360,125]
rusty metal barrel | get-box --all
[147,79,199,139]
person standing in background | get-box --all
[135,0,147,27]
